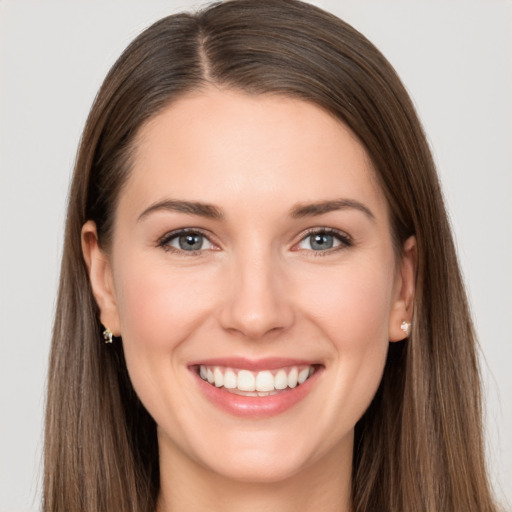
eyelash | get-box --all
[157,227,353,257]
[297,227,353,256]
[157,228,215,256]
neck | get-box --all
[156,431,353,512]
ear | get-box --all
[388,236,416,342]
[81,220,121,336]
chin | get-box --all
[206,447,317,485]
[181,423,351,486]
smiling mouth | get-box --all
[195,364,318,397]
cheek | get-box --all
[111,257,221,431]
[299,259,395,347]
[296,257,395,416]
[113,257,217,351]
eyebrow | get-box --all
[290,199,375,221]
[137,198,375,222]
[138,199,224,221]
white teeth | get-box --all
[255,370,274,392]
[223,369,237,389]
[298,368,309,384]
[258,391,278,397]
[214,367,224,387]
[274,369,288,390]
[237,370,256,391]
[198,364,316,394]
[287,367,298,388]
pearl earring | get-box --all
[103,327,114,344]
[400,321,411,336]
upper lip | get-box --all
[188,357,321,371]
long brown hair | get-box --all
[44,1,498,510]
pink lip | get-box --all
[189,358,323,418]
[189,357,318,371]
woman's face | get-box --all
[84,88,414,483]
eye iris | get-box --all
[310,233,333,250]
[179,234,203,251]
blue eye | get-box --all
[158,228,351,255]
[159,230,215,253]
[177,233,204,251]
[297,229,351,252]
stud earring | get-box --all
[103,327,114,344]
[400,321,411,336]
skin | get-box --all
[82,88,416,512]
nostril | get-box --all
[215,271,295,339]
[218,305,295,341]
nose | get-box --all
[217,251,295,341]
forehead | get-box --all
[121,88,388,224]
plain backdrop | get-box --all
[0,1,511,511]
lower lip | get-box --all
[192,367,323,418]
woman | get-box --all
[43,0,499,510]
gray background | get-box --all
[1,1,510,510]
